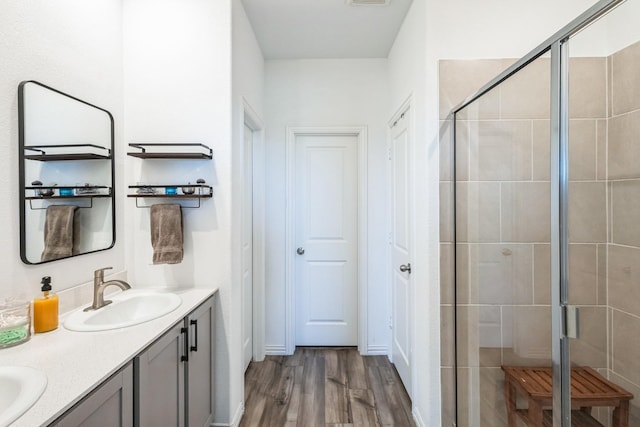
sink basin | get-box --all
[64,290,182,332]
[0,366,47,426]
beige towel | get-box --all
[150,204,183,264]
[41,205,79,261]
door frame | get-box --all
[243,98,266,363]
[285,126,368,355]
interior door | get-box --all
[242,124,253,371]
[295,133,358,346]
[390,111,412,394]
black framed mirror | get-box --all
[18,81,116,264]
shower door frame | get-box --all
[449,0,627,425]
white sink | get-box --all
[0,366,47,427]
[64,290,182,332]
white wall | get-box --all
[232,0,265,420]
[263,59,390,354]
[123,0,238,423]
[0,0,125,299]
[387,0,603,425]
[570,0,640,56]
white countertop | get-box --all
[0,287,217,427]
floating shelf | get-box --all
[26,185,111,197]
[127,143,213,159]
[25,192,111,210]
[25,194,112,200]
[128,184,213,208]
[24,144,111,161]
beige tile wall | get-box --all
[607,42,640,422]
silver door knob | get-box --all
[399,263,411,273]
[297,247,305,255]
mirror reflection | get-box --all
[19,81,115,264]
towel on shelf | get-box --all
[41,205,79,261]
[150,204,183,264]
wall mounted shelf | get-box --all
[24,144,112,161]
[127,143,213,159]
[25,194,111,210]
[127,184,213,208]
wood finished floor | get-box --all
[240,347,416,427]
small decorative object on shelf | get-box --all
[136,186,156,195]
[196,178,206,195]
[31,180,55,197]
[75,183,99,195]
[165,187,178,195]
[59,188,74,197]
[181,183,196,195]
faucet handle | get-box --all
[94,267,113,279]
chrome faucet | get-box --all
[84,267,131,311]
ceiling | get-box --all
[240,0,413,59]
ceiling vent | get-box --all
[346,0,391,6]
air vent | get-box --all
[346,0,391,6]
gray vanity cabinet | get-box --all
[53,363,133,427]
[135,295,215,427]
[135,322,186,427]
[186,297,215,427]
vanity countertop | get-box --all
[0,287,217,427]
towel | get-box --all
[41,205,79,261]
[150,204,183,264]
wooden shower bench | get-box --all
[501,366,633,427]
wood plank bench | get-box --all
[502,366,633,427]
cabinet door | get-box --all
[135,322,186,427]
[54,363,133,427]
[186,296,215,427]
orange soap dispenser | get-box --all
[33,276,59,333]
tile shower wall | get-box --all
[438,46,640,425]
[606,40,640,426]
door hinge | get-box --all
[388,316,393,330]
[387,146,392,160]
[387,232,392,244]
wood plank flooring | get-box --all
[240,347,415,427]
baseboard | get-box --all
[366,345,388,355]
[211,402,244,427]
[412,406,426,427]
[264,344,287,355]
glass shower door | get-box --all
[565,1,640,425]
[454,54,554,426]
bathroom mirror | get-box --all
[18,81,115,264]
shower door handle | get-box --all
[565,305,580,339]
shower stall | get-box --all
[440,0,640,425]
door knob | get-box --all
[297,247,305,255]
[399,263,411,274]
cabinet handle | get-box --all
[190,319,198,352]
[181,327,189,362]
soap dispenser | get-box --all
[33,276,59,333]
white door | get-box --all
[295,134,358,346]
[242,124,253,371]
[391,111,412,394]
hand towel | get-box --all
[41,205,79,261]
[150,204,183,264]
